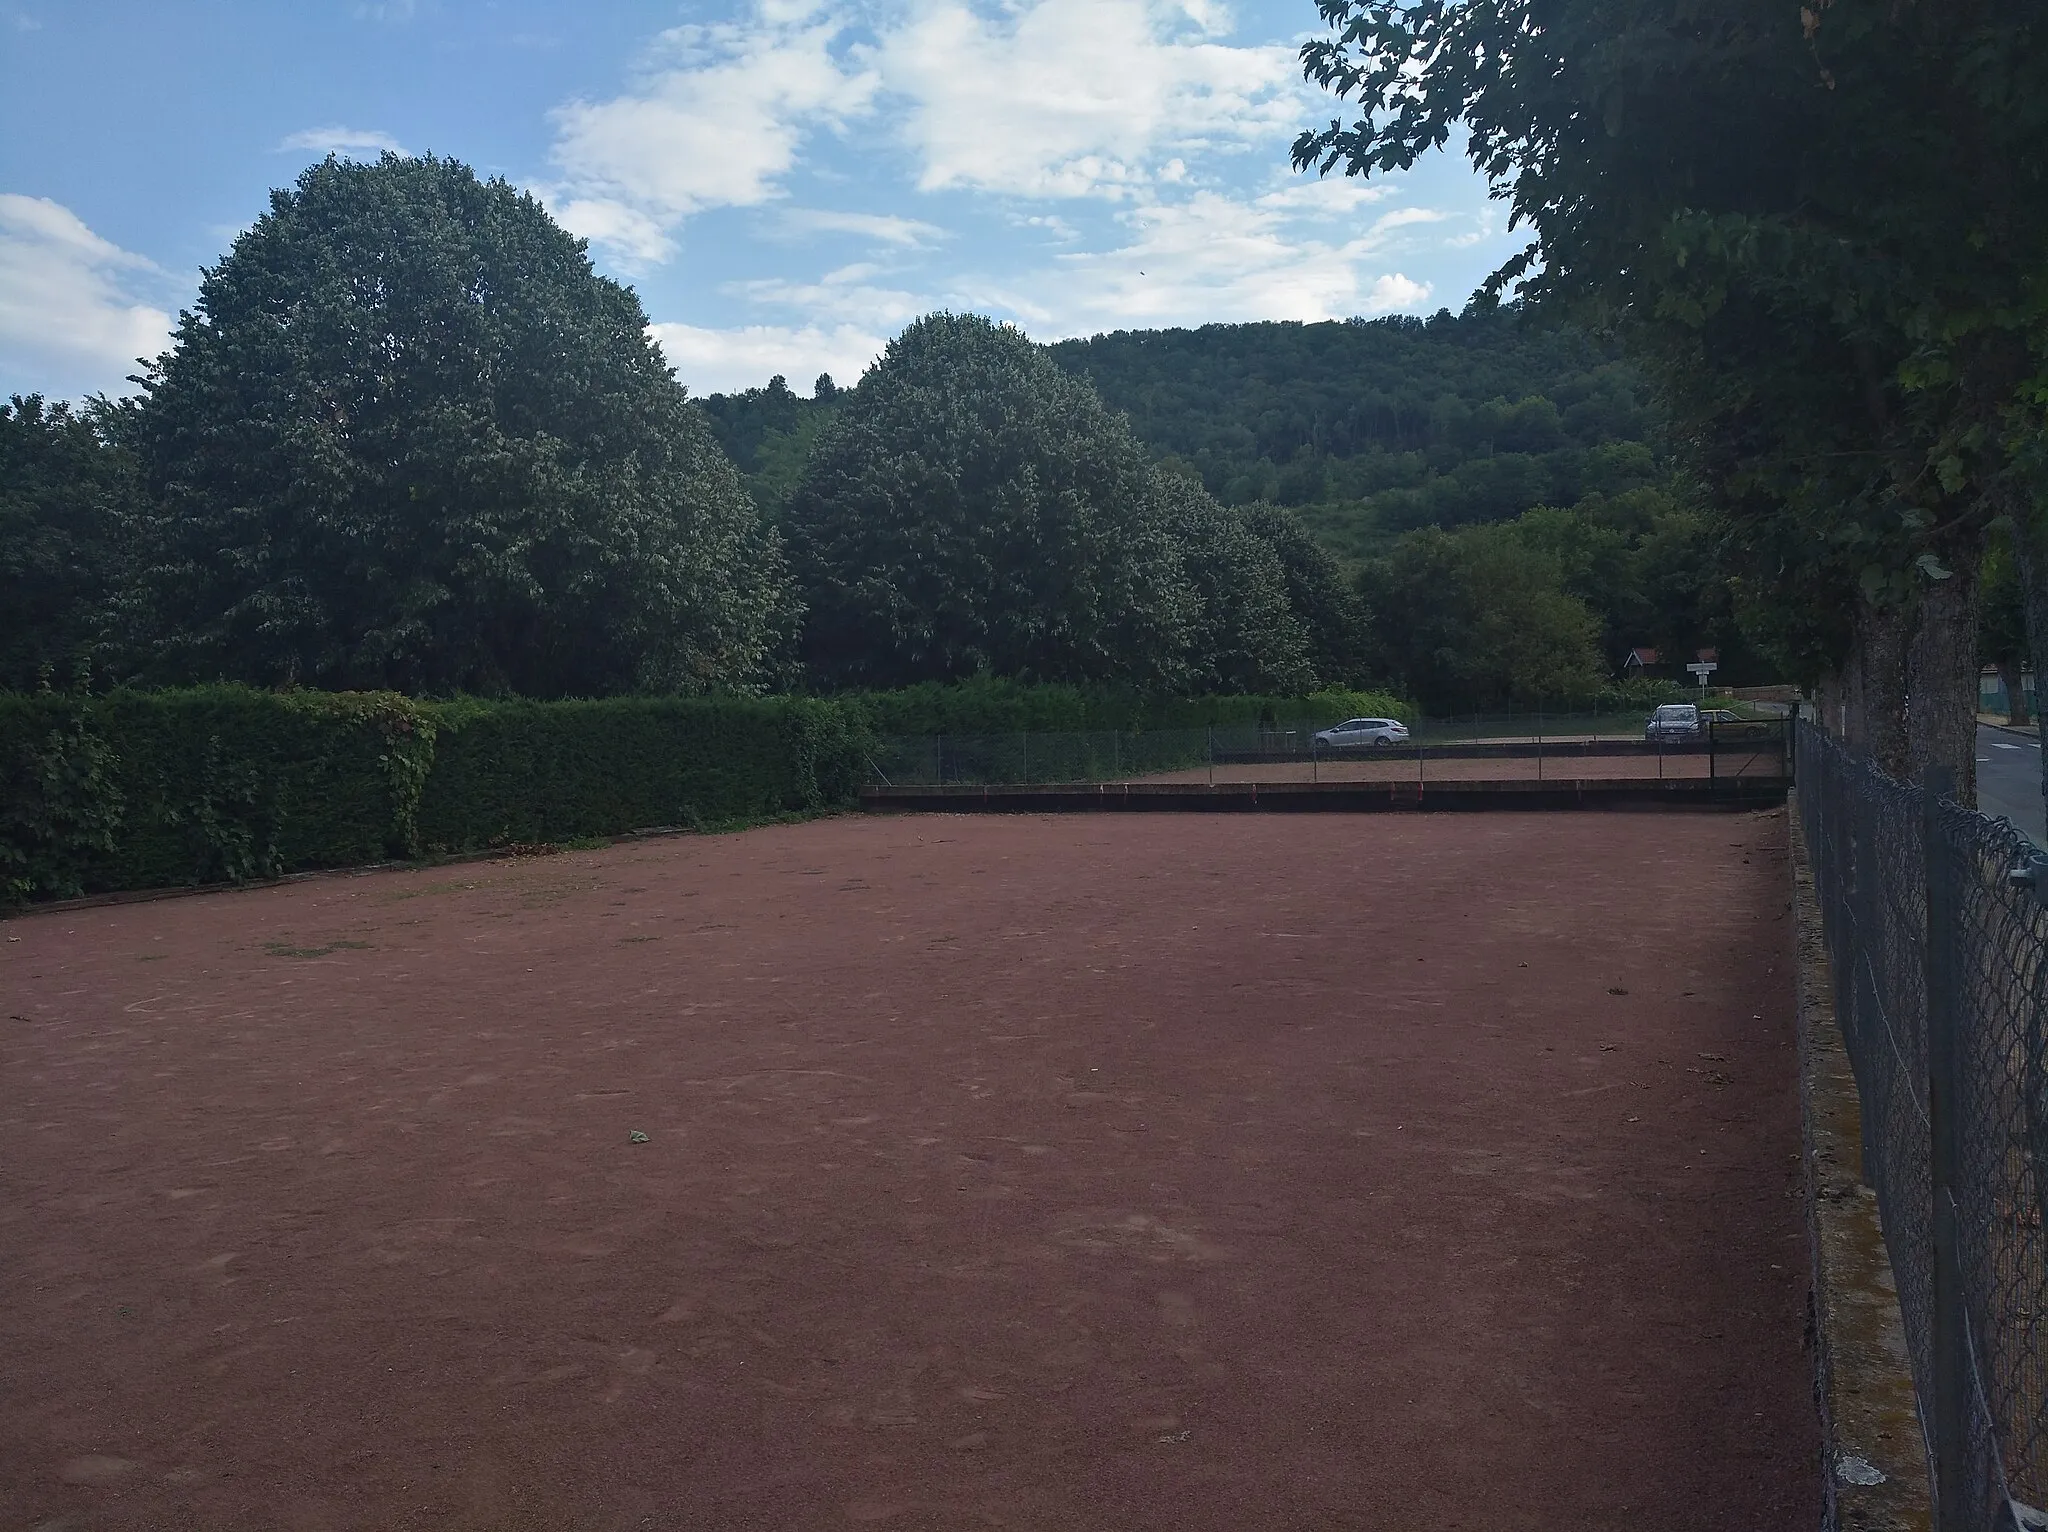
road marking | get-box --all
[1993,742,2023,750]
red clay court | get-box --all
[2,811,1817,1531]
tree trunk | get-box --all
[1905,540,1983,807]
[1856,598,1911,779]
[1814,667,1849,740]
[1994,659,2031,727]
[1836,625,1869,748]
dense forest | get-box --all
[1048,313,1663,557]
[703,311,1665,561]
[700,311,1757,700]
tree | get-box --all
[0,395,141,691]
[1360,522,1604,712]
[130,153,786,697]
[1295,0,2048,798]
[1153,477,1314,694]
[1239,502,1372,684]
[786,313,1195,690]
[1046,313,1663,562]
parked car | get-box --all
[1315,717,1410,749]
[1645,703,1702,741]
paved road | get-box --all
[1976,722,2045,847]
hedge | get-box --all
[415,696,865,852]
[3,680,1425,907]
[0,687,432,903]
[1,688,870,906]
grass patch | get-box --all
[263,939,373,959]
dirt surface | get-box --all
[2,812,1817,1531]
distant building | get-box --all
[1621,647,1662,679]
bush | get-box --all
[0,689,869,906]
[415,696,867,850]
[0,687,432,903]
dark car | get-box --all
[1646,703,1702,742]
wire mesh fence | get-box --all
[1797,722,2048,1530]
[866,714,1791,789]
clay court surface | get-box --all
[3,812,1816,1531]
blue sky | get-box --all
[0,0,1514,402]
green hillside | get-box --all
[1044,310,1666,562]
[699,309,1671,566]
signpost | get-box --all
[1686,660,1717,697]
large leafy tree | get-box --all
[1360,521,1604,712]
[0,395,142,691]
[1153,476,1315,694]
[131,154,786,697]
[1296,0,2048,796]
[1239,502,1372,684]
[786,313,1197,690]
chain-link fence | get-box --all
[1797,722,2048,1531]
[867,715,1789,788]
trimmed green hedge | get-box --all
[1,688,870,906]
[3,679,1422,906]
[1,687,432,903]
[415,696,864,851]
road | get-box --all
[1976,721,2045,847]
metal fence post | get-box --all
[1021,730,1028,784]
[1921,764,1969,1532]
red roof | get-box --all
[1626,647,1659,665]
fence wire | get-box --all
[867,717,1789,788]
[1797,723,2048,1530]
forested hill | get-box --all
[699,309,1670,564]
[1045,311,1665,560]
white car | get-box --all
[1314,717,1410,749]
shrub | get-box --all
[0,689,869,906]
[414,696,868,851]
[0,687,432,902]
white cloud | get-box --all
[1365,273,1432,310]
[1253,179,1401,216]
[876,0,1302,198]
[0,194,175,400]
[649,320,887,396]
[1021,190,1437,334]
[550,197,674,265]
[543,6,877,264]
[733,263,933,331]
[776,208,946,247]
[1369,206,1450,234]
[278,125,407,157]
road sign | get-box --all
[1687,660,1717,695]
